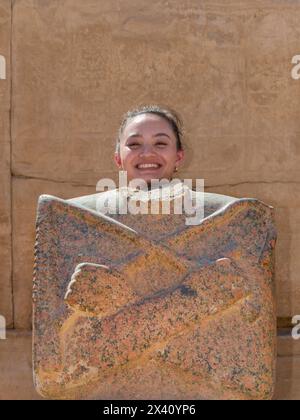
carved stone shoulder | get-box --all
[67,190,118,213]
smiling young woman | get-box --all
[114,105,185,185]
[67,104,238,218]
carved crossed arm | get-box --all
[33,196,276,400]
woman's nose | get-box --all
[139,145,156,157]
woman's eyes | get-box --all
[127,142,168,149]
[128,143,140,148]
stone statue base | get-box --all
[33,191,277,400]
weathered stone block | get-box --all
[33,193,277,399]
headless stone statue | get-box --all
[32,184,277,400]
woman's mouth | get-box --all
[136,163,162,170]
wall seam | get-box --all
[10,174,300,189]
[9,0,14,329]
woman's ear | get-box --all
[176,149,184,168]
[114,152,122,168]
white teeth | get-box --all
[137,164,159,169]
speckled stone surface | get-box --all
[33,194,277,400]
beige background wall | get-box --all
[0,0,300,399]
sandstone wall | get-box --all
[0,0,12,329]
[0,0,300,399]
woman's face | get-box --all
[115,113,184,184]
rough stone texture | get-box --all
[33,194,277,399]
[13,180,299,328]
[12,178,94,329]
[0,0,298,400]
[207,183,300,318]
[0,0,12,327]
[0,331,298,400]
[12,181,299,328]
[9,0,300,327]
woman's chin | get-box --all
[132,171,163,184]
[126,168,176,185]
